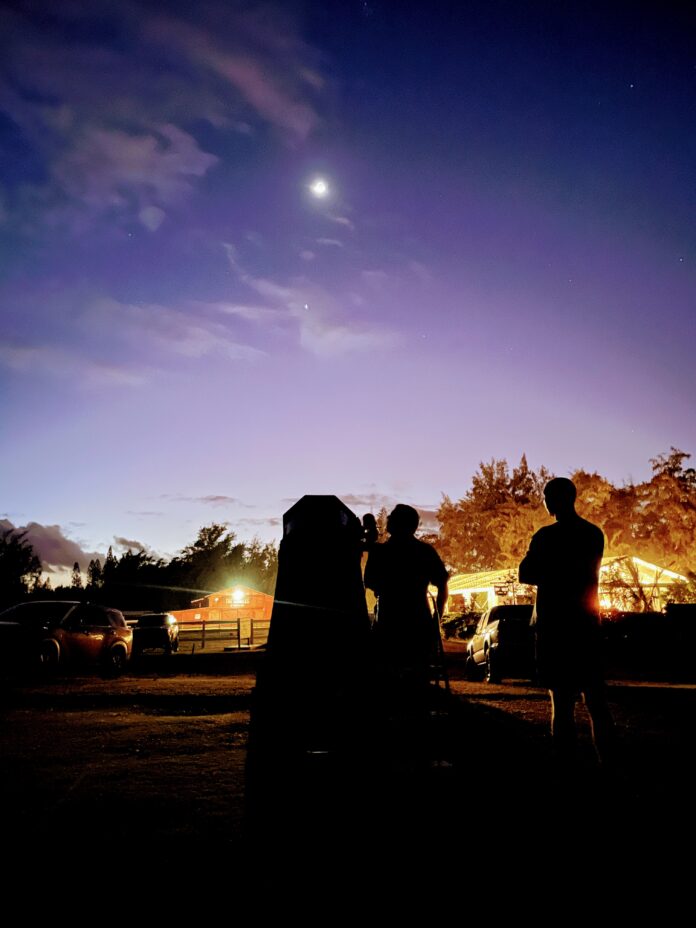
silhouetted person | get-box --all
[519,477,615,763]
[361,513,379,549]
[365,504,448,686]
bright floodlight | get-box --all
[309,177,329,198]
[232,587,245,604]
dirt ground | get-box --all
[2,644,695,905]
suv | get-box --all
[131,613,179,655]
[466,604,534,682]
[0,601,132,674]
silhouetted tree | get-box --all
[0,526,42,608]
[103,546,117,586]
[71,561,83,590]
[438,450,696,577]
[87,558,103,589]
[168,524,277,597]
[437,455,552,571]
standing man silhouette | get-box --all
[519,477,615,763]
[365,504,448,686]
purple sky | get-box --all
[1,1,695,578]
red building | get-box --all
[171,584,274,645]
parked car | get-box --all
[0,600,132,674]
[466,604,534,682]
[131,613,179,655]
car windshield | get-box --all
[137,615,168,627]
[493,606,533,623]
[0,602,77,626]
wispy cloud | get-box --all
[0,340,146,386]
[223,243,394,356]
[335,495,439,531]
[143,8,321,142]
[361,269,391,287]
[161,494,255,508]
[236,516,282,529]
[49,123,217,229]
[316,238,344,248]
[0,2,324,232]
[88,297,265,363]
[0,289,264,385]
[114,535,148,552]
[328,214,355,231]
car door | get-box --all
[471,611,490,664]
[60,604,109,663]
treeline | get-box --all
[3,447,695,612]
[0,523,278,613]
[436,448,696,580]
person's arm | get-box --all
[435,580,449,621]
[519,532,544,585]
[429,547,449,619]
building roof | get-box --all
[190,584,271,607]
[448,556,686,594]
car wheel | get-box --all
[39,638,61,671]
[485,649,500,684]
[104,644,128,677]
[465,653,479,680]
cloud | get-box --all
[161,494,255,508]
[114,536,147,552]
[0,2,323,232]
[206,301,280,323]
[0,287,265,386]
[316,238,344,248]
[409,260,432,282]
[139,205,166,231]
[88,297,265,363]
[300,250,316,261]
[143,8,321,142]
[127,511,165,517]
[50,123,217,222]
[334,496,439,531]
[361,269,391,287]
[1,519,102,571]
[236,516,282,529]
[223,243,394,356]
[328,214,355,231]
[0,340,146,386]
[199,495,240,506]
[339,493,398,511]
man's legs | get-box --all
[549,687,577,758]
[583,682,616,765]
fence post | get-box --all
[201,619,206,650]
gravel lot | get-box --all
[2,644,694,904]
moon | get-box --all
[309,177,329,198]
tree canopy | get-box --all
[437,449,696,576]
[437,454,552,571]
[0,526,42,608]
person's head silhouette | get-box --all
[386,504,420,538]
[543,477,577,519]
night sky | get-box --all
[1,0,695,578]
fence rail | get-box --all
[177,618,270,650]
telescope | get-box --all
[253,495,371,752]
